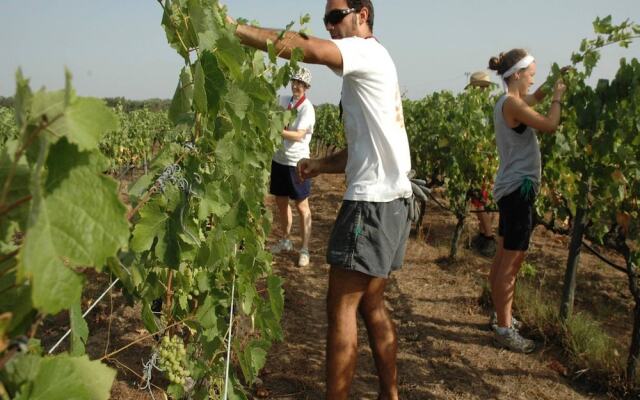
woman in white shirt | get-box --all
[270,67,316,268]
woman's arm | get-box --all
[504,80,567,133]
[282,128,308,142]
[523,85,547,106]
[523,67,572,106]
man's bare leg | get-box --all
[359,277,398,400]
[326,267,370,400]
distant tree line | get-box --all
[0,96,170,112]
[0,97,13,108]
[102,97,171,112]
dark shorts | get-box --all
[269,160,311,200]
[326,198,412,278]
[498,187,536,251]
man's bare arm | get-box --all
[234,24,343,71]
[297,148,348,181]
[318,148,348,174]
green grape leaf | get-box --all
[251,51,266,76]
[169,68,194,125]
[3,353,41,393]
[19,141,128,314]
[226,373,248,400]
[160,0,187,59]
[127,172,154,203]
[593,15,613,34]
[240,281,255,315]
[56,97,119,151]
[167,383,186,399]
[196,271,211,292]
[267,275,284,320]
[237,340,268,384]
[141,300,160,335]
[28,355,115,400]
[156,198,182,268]
[224,85,251,120]
[0,141,31,250]
[195,296,219,334]
[299,13,311,25]
[193,61,208,113]
[290,47,305,70]
[250,345,268,375]
[216,35,244,79]
[30,89,65,127]
[14,68,32,130]
[188,0,220,50]
[43,140,92,194]
[201,51,226,115]
[131,199,168,252]
[105,257,136,293]
[199,181,232,219]
[266,39,277,64]
[69,299,88,356]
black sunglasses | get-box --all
[323,8,356,26]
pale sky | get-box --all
[1,1,638,104]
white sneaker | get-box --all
[493,327,535,353]
[270,239,293,254]
[298,249,310,267]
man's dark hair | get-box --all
[347,0,374,31]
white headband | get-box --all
[501,54,535,91]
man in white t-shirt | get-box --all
[228,1,411,398]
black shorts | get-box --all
[269,160,311,200]
[498,187,536,251]
[326,198,411,278]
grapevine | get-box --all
[0,0,302,398]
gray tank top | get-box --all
[492,95,541,202]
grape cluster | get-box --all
[179,266,203,300]
[158,335,190,385]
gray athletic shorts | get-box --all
[326,198,412,278]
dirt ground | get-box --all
[40,173,633,399]
[253,174,630,400]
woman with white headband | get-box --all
[487,48,566,353]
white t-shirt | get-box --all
[272,96,315,167]
[332,37,412,202]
